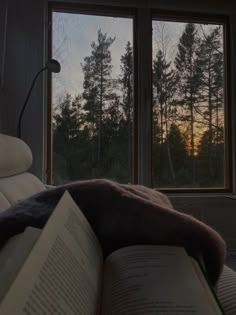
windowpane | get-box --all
[52,11,133,184]
[152,19,226,188]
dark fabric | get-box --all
[0,179,226,285]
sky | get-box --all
[52,12,188,105]
[52,12,222,106]
[52,12,133,104]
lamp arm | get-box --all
[17,66,47,138]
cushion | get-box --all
[0,173,46,209]
[0,192,10,211]
[0,134,32,178]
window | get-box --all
[50,7,134,184]
[48,5,230,191]
[152,16,228,189]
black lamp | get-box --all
[17,59,61,138]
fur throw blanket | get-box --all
[0,179,226,285]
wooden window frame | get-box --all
[151,11,232,193]
[47,2,138,184]
[47,4,232,193]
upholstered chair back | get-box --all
[0,134,46,211]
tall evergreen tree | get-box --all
[175,23,201,183]
[81,29,116,162]
[53,94,84,183]
[120,41,133,119]
[120,41,133,173]
[196,26,224,177]
[165,124,190,186]
[153,124,189,188]
[197,128,224,186]
[153,49,176,181]
[53,94,77,157]
[153,50,175,142]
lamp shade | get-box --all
[46,59,61,73]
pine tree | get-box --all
[120,41,133,119]
[197,128,224,186]
[153,49,176,182]
[153,50,175,141]
[53,94,77,156]
[119,41,133,173]
[175,23,201,183]
[81,29,116,163]
[196,26,224,177]
[53,94,84,183]
[165,124,189,186]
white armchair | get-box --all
[0,134,46,211]
[1,136,236,313]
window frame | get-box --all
[47,3,232,193]
[151,11,232,193]
[47,2,138,184]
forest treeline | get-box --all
[53,23,225,188]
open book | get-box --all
[0,191,223,314]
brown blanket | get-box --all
[0,179,226,285]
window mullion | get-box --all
[136,7,152,187]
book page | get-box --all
[0,191,103,315]
[101,245,222,315]
[0,227,41,302]
[190,258,224,314]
